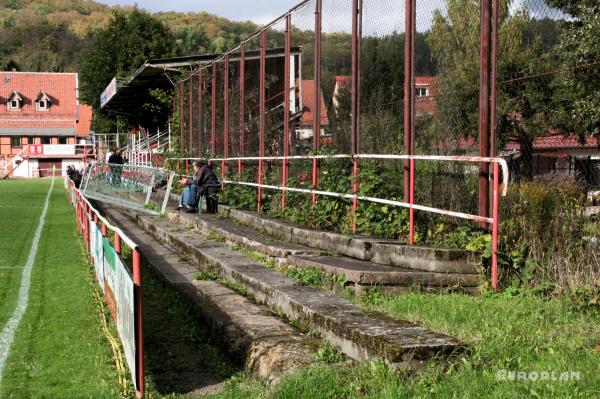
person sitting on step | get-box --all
[176,160,219,213]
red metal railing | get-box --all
[208,153,508,290]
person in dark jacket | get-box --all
[177,160,219,212]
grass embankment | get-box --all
[190,236,600,398]
[0,179,119,398]
[205,291,599,399]
[142,265,237,397]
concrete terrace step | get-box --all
[118,207,465,365]
[162,201,481,293]
[286,255,481,294]
[180,211,315,258]
[102,206,315,381]
[221,206,481,274]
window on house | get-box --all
[10,136,21,148]
[58,136,67,144]
[8,99,20,110]
[35,92,51,111]
[41,137,51,145]
[415,88,429,97]
[36,100,49,111]
[27,136,35,144]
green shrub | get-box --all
[500,173,599,298]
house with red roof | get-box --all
[297,79,329,144]
[415,76,437,118]
[0,71,94,178]
[505,133,600,186]
[332,76,351,112]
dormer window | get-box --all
[36,91,52,111]
[7,91,22,110]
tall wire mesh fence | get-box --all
[173,0,599,249]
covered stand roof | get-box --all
[99,54,219,114]
[101,48,301,116]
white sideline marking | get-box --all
[0,177,55,386]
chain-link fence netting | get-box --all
[171,0,599,248]
[495,0,599,190]
[83,162,174,214]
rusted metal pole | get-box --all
[198,70,204,156]
[312,0,322,205]
[211,64,217,155]
[351,0,361,233]
[403,0,413,203]
[258,30,267,212]
[223,54,230,182]
[410,0,416,157]
[490,0,499,158]
[282,14,292,211]
[132,248,144,398]
[492,162,499,290]
[189,75,193,155]
[239,44,245,174]
[178,82,184,153]
[479,0,491,227]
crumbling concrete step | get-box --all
[286,255,481,288]
[122,209,465,364]
[102,206,315,381]
[166,209,315,258]
[221,206,481,274]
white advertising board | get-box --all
[43,145,76,156]
[102,237,136,389]
[100,77,117,109]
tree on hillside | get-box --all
[78,8,178,132]
[546,0,600,138]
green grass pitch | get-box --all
[0,179,119,398]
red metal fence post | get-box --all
[490,0,499,158]
[198,71,204,156]
[312,0,322,205]
[351,0,361,233]
[410,0,416,159]
[132,248,144,398]
[282,14,292,211]
[223,54,230,182]
[211,64,217,155]
[409,158,415,245]
[403,0,413,203]
[178,82,184,153]
[114,232,121,254]
[239,43,245,175]
[492,162,499,290]
[479,0,492,228]
[189,76,193,155]
[258,30,267,212]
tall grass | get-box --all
[501,173,599,294]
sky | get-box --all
[95,0,568,34]
[95,0,301,24]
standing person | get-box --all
[177,160,219,213]
[108,150,125,185]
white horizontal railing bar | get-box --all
[222,180,493,224]
[199,154,508,196]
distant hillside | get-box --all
[0,0,258,72]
